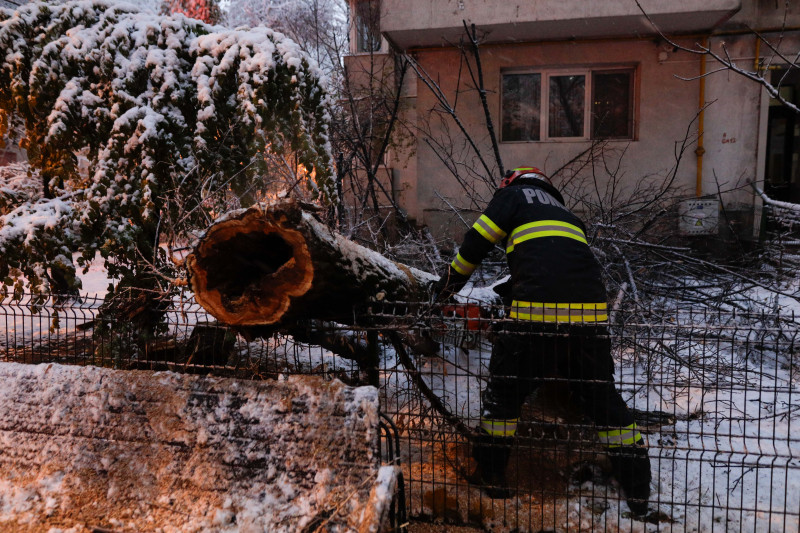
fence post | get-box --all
[367,329,380,387]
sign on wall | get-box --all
[679,199,719,235]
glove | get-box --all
[492,279,512,306]
[429,276,449,305]
[431,267,468,305]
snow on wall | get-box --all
[0,362,394,532]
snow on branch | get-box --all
[751,181,800,215]
[0,0,334,298]
[0,162,39,215]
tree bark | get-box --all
[186,198,436,326]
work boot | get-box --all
[466,433,512,499]
[608,444,652,516]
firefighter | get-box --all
[432,167,652,515]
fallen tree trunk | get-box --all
[186,198,436,326]
[0,362,395,532]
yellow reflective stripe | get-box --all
[473,215,507,244]
[509,301,608,323]
[597,423,642,448]
[507,228,588,253]
[451,252,476,276]
[480,418,519,437]
[506,220,587,253]
[510,219,585,235]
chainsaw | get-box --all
[428,302,494,349]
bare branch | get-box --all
[404,53,497,179]
[462,21,504,176]
[633,0,800,113]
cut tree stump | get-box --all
[186,198,435,326]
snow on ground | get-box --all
[0,254,108,347]
[77,257,114,297]
[376,337,800,530]
[613,311,800,532]
[1,265,799,531]
[373,279,800,531]
[0,260,195,364]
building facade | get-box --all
[345,0,800,239]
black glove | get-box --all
[492,279,512,306]
[430,276,457,306]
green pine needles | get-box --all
[0,0,334,303]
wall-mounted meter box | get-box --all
[679,199,719,235]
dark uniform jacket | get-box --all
[438,178,608,323]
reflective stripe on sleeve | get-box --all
[480,417,519,437]
[506,220,587,253]
[451,252,477,276]
[473,215,507,244]
[597,423,642,448]
[509,301,608,323]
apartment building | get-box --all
[345,0,800,238]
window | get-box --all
[592,70,634,139]
[501,73,541,141]
[354,0,381,53]
[549,75,585,138]
[501,67,635,142]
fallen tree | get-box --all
[0,361,396,532]
[186,198,436,327]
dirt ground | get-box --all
[396,383,620,532]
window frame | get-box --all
[352,0,384,55]
[500,65,637,143]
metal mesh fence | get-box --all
[1,293,798,531]
[367,300,800,531]
[0,293,363,380]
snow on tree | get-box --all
[0,162,39,217]
[0,1,334,314]
[162,0,222,24]
[221,0,347,75]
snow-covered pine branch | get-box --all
[0,0,334,300]
[0,162,39,215]
[220,0,347,79]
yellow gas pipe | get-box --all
[696,36,707,198]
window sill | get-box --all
[501,138,637,144]
[347,49,389,56]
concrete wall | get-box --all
[726,0,800,29]
[383,0,740,28]
[341,51,420,221]
[701,34,764,208]
[381,0,741,47]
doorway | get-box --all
[764,69,800,203]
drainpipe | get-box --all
[696,36,707,198]
[754,37,781,72]
[755,37,760,72]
